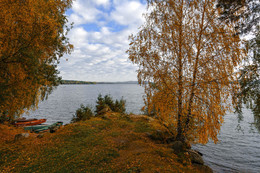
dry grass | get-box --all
[0,114,204,172]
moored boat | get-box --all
[14,119,46,126]
[34,126,50,133]
[15,118,37,122]
[24,121,63,133]
[24,124,49,131]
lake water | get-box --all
[24,84,145,125]
[23,84,260,173]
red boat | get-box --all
[15,118,37,122]
[14,119,47,126]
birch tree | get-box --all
[0,0,73,122]
[128,0,246,144]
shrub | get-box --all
[72,95,127,122]
[95,94,106,116]
[95,94,126,116]
[71,105,94,123]
[113,99,126,114]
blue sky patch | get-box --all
[81,23,101,32]
[107,21,127,32]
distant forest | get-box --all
[60,80,96,85]
[60,80,139,85]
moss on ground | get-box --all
[0,114,204,173]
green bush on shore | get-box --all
[72,94,126,123]
[96,94,126,116]
[71,105,94,123]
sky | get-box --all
[59,0,148,82]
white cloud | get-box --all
[60,0,147,82]
[69,27,88,45]
[111,1,146,26]
[95,0,110,7]
[68,0,103,25]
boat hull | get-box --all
[15,118,37,122]
[24,121,63,133]
[14,119,46,126]
[24,124,49,131]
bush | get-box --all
[113,99,126,114]
[95,94,126,116]
[72,94,126,123]
[71,105,94,123]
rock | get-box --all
[185,142,191,150]
[14,133,29,142]
[147,117,155,122]
[145,132,152,137]
[188,149,204,165]
[170,141,185,153]
[50,126,59,133]
[102,113,111,119]
[23,133,29,138]
[166,137,175,144]
[156,129,162,133]
[193,149,203,156]
[193,163,213,173]
[148,130,166,142]
[37,134,44,138]
[99,105,111,115]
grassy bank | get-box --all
[0,113,208,172]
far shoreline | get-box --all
[60,80,139,85]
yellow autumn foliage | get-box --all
[0,0,73,121]
[128,0,246,144]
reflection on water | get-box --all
[253,114,260,133]
[193,108,260,173]
[235,110,260,134]
[237,95,260,134]
[23,85,260,172]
